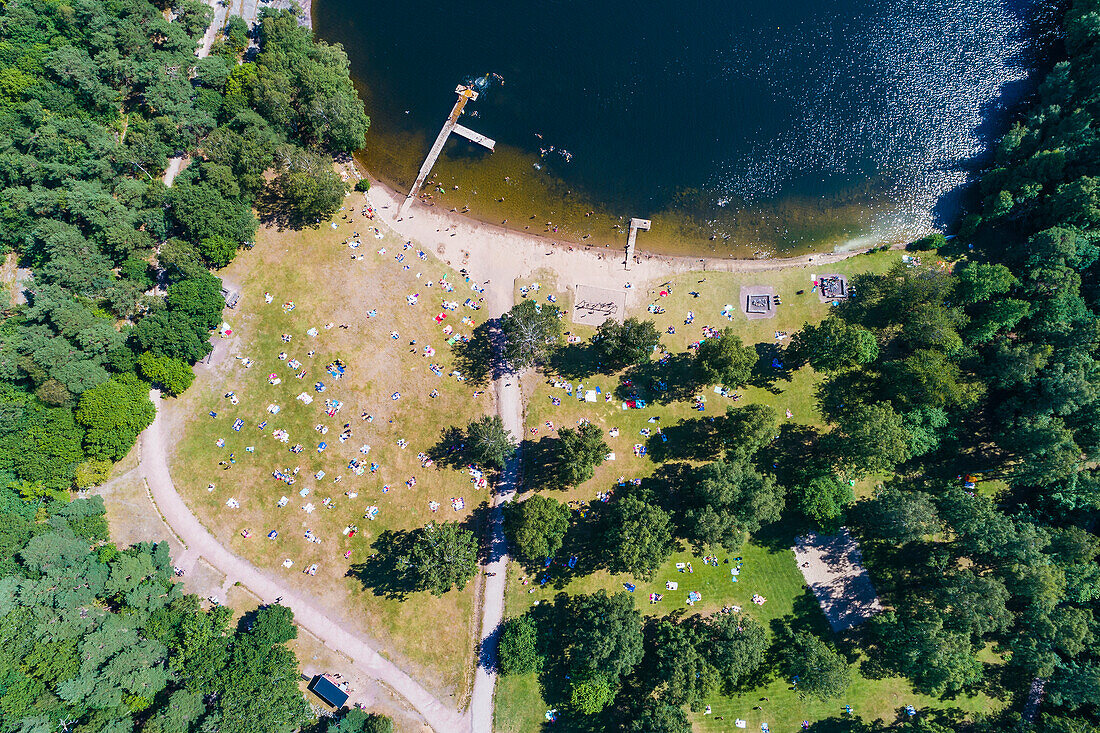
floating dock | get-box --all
[398,86,495,218]
[625,217,651,269]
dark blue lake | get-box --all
[315,0,1053,256]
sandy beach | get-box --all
[363,174,888,310]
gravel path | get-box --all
[468,271,523,733]
[141,390,469,732]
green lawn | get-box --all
[497,533,1002,732]
[495,249,1005,730]
[166,199,492,699]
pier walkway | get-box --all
[399,86,495,218]
[453,123,496,150]
[625,217,651,269]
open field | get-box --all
[516,250,901,507]
[163,195,494,700]
[496,249,1006,730]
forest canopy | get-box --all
[0,0,369,492]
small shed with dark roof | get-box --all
[307,674,349,708]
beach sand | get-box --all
[363,174,887,312]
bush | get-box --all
[569,674,613,714]
[354,178,371,192]
[907,232,947,251]
[325,708,392,733]
[137,352,196,396]
[75,459,114,489]
[499,614,540,675]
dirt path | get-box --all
[468,271,523,733]
[141,389,469,732]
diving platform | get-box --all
[625,217,651,269]
[398,85,495,218]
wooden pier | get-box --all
[625,217,651,269]
[398,85,495,218]
[453,123,496,150]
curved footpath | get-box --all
[140,391,469,733]
[134,172,893,733]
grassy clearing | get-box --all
[496,249,1004,730]
[167,196,493,698]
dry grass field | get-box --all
[164,196,494,700]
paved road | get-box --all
[140,391,469,732]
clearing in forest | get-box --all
[163,197,493,700]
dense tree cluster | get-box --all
[498,590,768,731]
[0,3,383,728]
[773,2,1100,723]
[0,486,312,733]
[0,0,368,493]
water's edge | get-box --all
[314,0,1049,259]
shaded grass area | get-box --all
[496,251,1005,730]
[167,203,492,698]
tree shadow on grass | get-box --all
[345,529,418,600]
[425,425,507,488]
[505,496,610,586]
[254,187,319,231]
[759,423,822,489]
[804,717,880,733]
[549,504,610,588]
[977,657,1022,703]
[426,425,469,469]
[645,416,723,463]
[452,320,507,387]
[749,342,795,394]
[519,436,565,491]
[613,353,698,405]
[749,507,814,554]
[547,342,601,380]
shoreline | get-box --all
[358,167,901,309]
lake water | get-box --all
[314,0,1054,257]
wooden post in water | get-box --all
[398,85,495,219]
